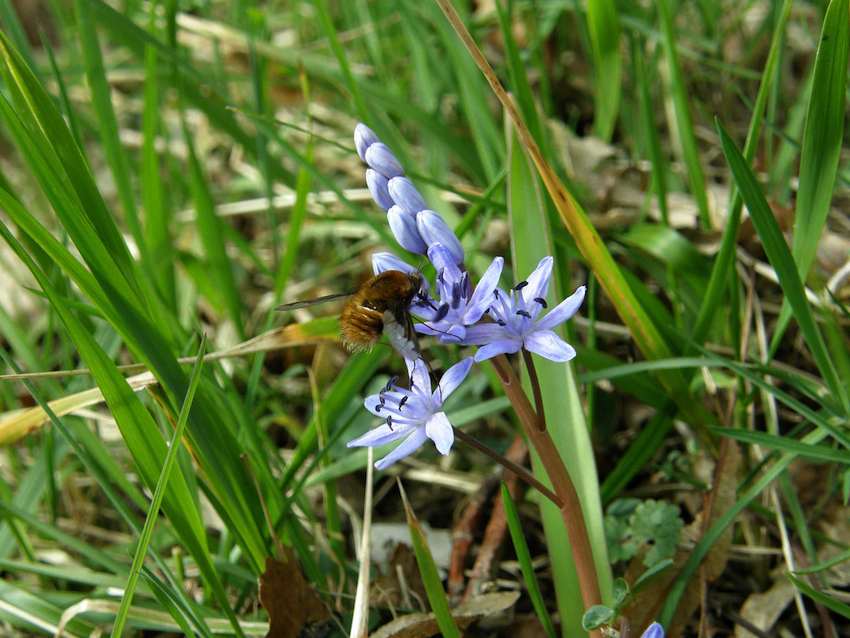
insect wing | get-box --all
[275,292,353,312]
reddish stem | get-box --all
[491,354,603,626]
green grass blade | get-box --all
[716,120,846,412]
[502,484,558,638]
[714,427,850,465]
[632,35,668,224]
[656,0,711,228]
[141,38,174,307]
[111,336,207,638]
[182,121,244,338]
[507,120,612,632]
[690,0,792,346]
[771,0,849,351]
[660,428,829,625]
[789,574,850,620]
[74,0,144,257]
[399,481,461,638]
[587,0,621,141]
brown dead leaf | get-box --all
[624,441,741,637]
[370,543,428,611]
[370,591,520,638]
[259,552,330,638]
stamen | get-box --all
[399,395,409,410]
[434,303,450,322]
[451,282,462,309]
[385,376,398,392]
[535,297,548,308]
[514,280,528,291]
[387,414,393,430]
[493,289,500,298]
[516,309,531,318]
[437,269,445,285]
[379,396,386,406]
[375,404,382,412]
[497,319,507,326]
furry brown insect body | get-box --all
[340,270,423,352]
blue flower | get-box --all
[464,256,585,362]
[347,357,474,469]
[414,244,503,343]
[640,623,664,638]
[354,123,464,264]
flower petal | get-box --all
[388,176,427,214]
[519,256,553,306]
[366,169,393,210]
[354,123,379,161]
[406,357,432,397]
[365,142,403,178]
[375,428,429,470]
[425,411,454,455]
[462,257,503,324]
[427,243,462,281]
[535,286,586,330]
[416,210,464,264]
[364,394,426,420]
[347,422,410,448]
[388,206,427,253]
[462,323,510,345]
[437,323,466,343]
[473,338,521,362]
[372,252,415,276]
[523,329,576,362]
[640,623,665,638]
[433,357,473,406]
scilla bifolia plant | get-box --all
[346,123,614,627]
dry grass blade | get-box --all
[433,0,671,367]
[0,321,338,444]
[349,447,374,638]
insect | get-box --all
[276,270,426,357]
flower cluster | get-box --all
[348,124,585,469]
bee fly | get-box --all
[276,270,428,359]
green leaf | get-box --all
[789,574,850,619]
[587,0,621,140]
[502,484,558,638]
[112,337,208,638]
[399,481,461,638]
[716,120,847,411]
[656,0,710,228]
[506,118,612,631]
[582,605,615,631]
[773,0,850,350]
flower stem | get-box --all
[521,350,546,432]
[491,354,603,627]
[452,427,561,507]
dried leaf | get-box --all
[370,591,520,638]
[370,543,428,611]
[259,553,330,638]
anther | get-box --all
[497,319,507,326]
[514,280,528,291]
[399,395,409,410]
[434,303,450,322]
[387,414,393,430]
[534,297,548,308]
[451,287,462,309]
[516,309,531,318]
